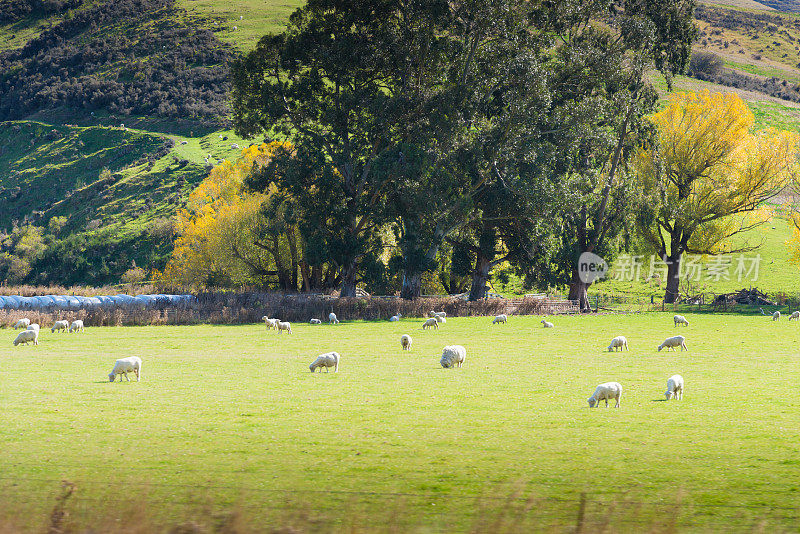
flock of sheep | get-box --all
[7,307,794,399]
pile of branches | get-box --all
[713,288,777,306]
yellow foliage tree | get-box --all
[160,142,292,288]
[636,91,798,303]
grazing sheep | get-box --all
[492,314,507,325]
[773,311,781,321]
[673,315,689,327]
[440,345,466,368]
[790,311,800,321]
[429,311,446,318]
[262,316,278,330]
[69,320,84,333]
[658,335,687,352]
[51,320,69,333]
[309,352,340,373]
[665,374,684,400]
[108,356,142,382]
[401,334,412,351]
[27,323,40,332]
[13,329,38,346]
[607,336,628,352]
[587,382,622,408]
[277,321,292,334]
[13,318,30,329]
[329,313,339,325]
[389,313,402,322]
[541,319,554,328]
[422,317,439,330]
[310,318,322,324]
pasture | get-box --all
[2,313,800,532]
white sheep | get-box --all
[51,320,69,333]
[27,323,40,332]
[429,311,446,318]
[310,318,322,324]
[13,318,30,329]
[607,336,628,352]
[773,311,781,321]
[108,356,142,382]
[434,315,446,323]
[658,335,687,352]
[492,314,507,325]
[400,334,412,351]
[587,382,622,408]
[665,374,684,400]
[440,345,466,368]
[13,329,38,346]
[673,315,689,327]
[389,313,402,322]
[329,312,339,325]
[422,317,439,330]
[309,351,339,372]
[277,321,292,334]
[69,320,84,333]
[262,316,278,330]
[790,311,800,321]
[541,319,554,328]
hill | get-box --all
[2,0,800,291]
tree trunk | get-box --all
[468,254,492,301]
[339,261,358,297]
[568,270,592,312]
[663,254,682,304]
[400,272,422,300]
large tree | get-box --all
[636,91,799,303]
[231,0,457,297]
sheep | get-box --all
[607,336,628,352]
[673,315,689,327]
[658,335,687,352]
[51,320,69,333]
[27,323,40,332]
[309,352,339,373]
[587,382,622,408]
[389,313,402,322]
[277,321,292,334]
[69,320,84,333]
[492,314,507,325]
[13,318,30,329]
[232,26,238,31]
[231,143,240,149]
[329,312,339,325]
[400,334,412,351]
[262,316,278,330]
[13,329,38,346]
[429,311,446,318]
[108,356,142,382]
[773,311,781,321]
[310,318,322,324]
[440,345,466,368]
[541,319,554,328]
[790,311,800,321]
[422,317,439,330]
[665,374,684,400]
[434,315,446,323]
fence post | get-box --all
[575,492,587,534]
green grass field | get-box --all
[2,314,800,532]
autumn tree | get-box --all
[161,143,307,289]
[636,91,799,303]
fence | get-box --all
[0,292,583,328]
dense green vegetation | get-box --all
[2,314,799,531]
